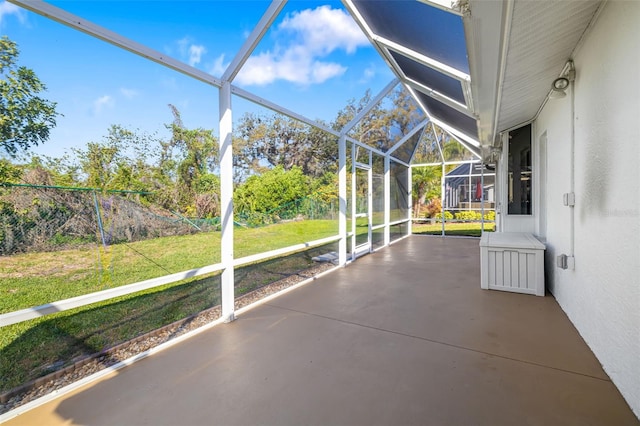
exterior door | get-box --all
[352,165,372,258]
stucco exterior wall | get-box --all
[534,1,640,416]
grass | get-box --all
[0,220,338,314]
[0,276,222,393]
[412,221,495,237]
[2,217,475,393]
[0,220,338,393]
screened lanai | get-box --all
[2,0,637,422]
[1,0,484,330]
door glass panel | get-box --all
[355,216,369,247]
[355,145,370,165]
[356,168,368,215]
[355,167,369,248]
[372,155,385,226]
[508,124,532,215]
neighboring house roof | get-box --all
[445,162,492,188]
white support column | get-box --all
[432,124,446,237]
[384,155,391,245]
[219,82,235,322]
[407,162,413,236]
[367,152,373,252]
[338,135,347,266]
[481,163,485,233]
[351,148,357,261]
[441,162,446,237]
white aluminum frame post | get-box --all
[219,82,235,322]
[338,135,348,266]
[384,155,391,245]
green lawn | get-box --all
[412,221,495,237]
[0,220,338,314]
[0,220,338,393]
[0,218,490,393]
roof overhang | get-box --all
[467,0,602,150]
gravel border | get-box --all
[0,262,334,415]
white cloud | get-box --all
[238,50,346,86]
[188,44,206,67]
[0,1,26,26]
[119,88,138,99]
[278,5,368,55]
[312,61,347,83]
[209,54,229,77]
[176,37,190,55]
[92,95,114,114]
[173,37,207,67]
[236,6,369,87]
[359,64,376,83]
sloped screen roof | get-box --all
[346,0,478,153]
[391,126,425,164]
[416,92,477,139]
[389,50,466,104]
[352,0,469,73]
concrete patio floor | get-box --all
[4,236,638,425]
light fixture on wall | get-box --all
[549,60,575,100]
[550,77,569,99]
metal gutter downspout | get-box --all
[569,74,576,262]
[489,0,515,148]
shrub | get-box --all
[234,166,309,214]
[424,197,441,218]
[452,210,496,222]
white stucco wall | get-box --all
[534,1,640,416]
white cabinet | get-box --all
[480,232,545,296]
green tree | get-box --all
[155,105,219,216]
[75,141,121,189]
[333,87,424,155]
[164,105,217,189]
[389,87,424,137]
[234,113,337,181]
[442,138,467,162]
[36,153,81,187]
[412,166,441,217]
[0,158,22,183]
[413,122,442,164]
[342,89,392,152]
[70,125,158,191]
[0,36,59,157]
[309,171,338,203]
[332,89,374,132]
[234,165,309,214]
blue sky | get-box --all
[0,0,394,159]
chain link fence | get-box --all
[0,183,215,256]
